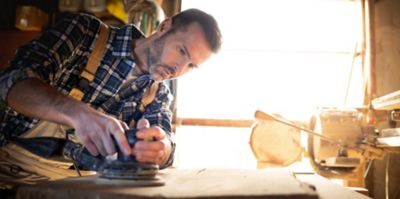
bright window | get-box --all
[175,0,363,169]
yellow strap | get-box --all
[69,88,85,100]
[130,81,159,128]
[69,22,110,100]
[139,82,159,112]
[68,21,159,117]
[85,23,110,76]
[131,66,160,113]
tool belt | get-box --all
[0,22,159,187]
[0,126,97,189]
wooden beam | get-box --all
[175,118,255,128]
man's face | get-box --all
[147,22,212,81]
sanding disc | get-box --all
[99,160,159,180]
[95,175,165,186]
[96,160,164,186]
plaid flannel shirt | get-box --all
[0,13,174,166]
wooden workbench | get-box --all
[14,168,370,199]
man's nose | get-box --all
[174,59,190,74]
[173,65,182,75]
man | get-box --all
[0,8,221,183]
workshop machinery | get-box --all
[253,108,400,179]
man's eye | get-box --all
[188,63,196,68]
[179,48,186,55]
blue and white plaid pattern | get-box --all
[0,13,174,147]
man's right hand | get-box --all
[7,78,131,157]
[70,104,131,156]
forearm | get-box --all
[6,78,82,127]
[6,77,131,156]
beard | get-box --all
[147,36,171,81]
[149,64,170,81]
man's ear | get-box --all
[158,18,172,33]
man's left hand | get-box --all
[131,118,171,166]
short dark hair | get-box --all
[171,8,222,53]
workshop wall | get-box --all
[374,0,400,98]
[366,0,400,199]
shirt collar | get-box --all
[111,24,145,57]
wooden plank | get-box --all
[15,168,319,199]
[372,90,400,110]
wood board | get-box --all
[13,168,367,199]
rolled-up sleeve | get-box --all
[0,67,41,102]
[0,13,96,102]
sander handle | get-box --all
[111,129,138,162]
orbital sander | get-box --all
[11,129,165,186]
[96,129,164,185]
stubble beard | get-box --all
[147,37,167,82]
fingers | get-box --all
[136,118,150,130]
[109,122,131,156]
[136,126,165,140]
[135,140,165,151]
[84,140,99,156]
[79,128,106,156]
[135,118,159,141]
[120,121,129,130]
[93,132,109,156]
[132,123,169,164]
[77,119,131,157]
[101,134,116,156]
[134,140,166,164]
[80,126,116,156]
[129,118,149,129]
[72,104,132,157]
[136,150,165,164]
